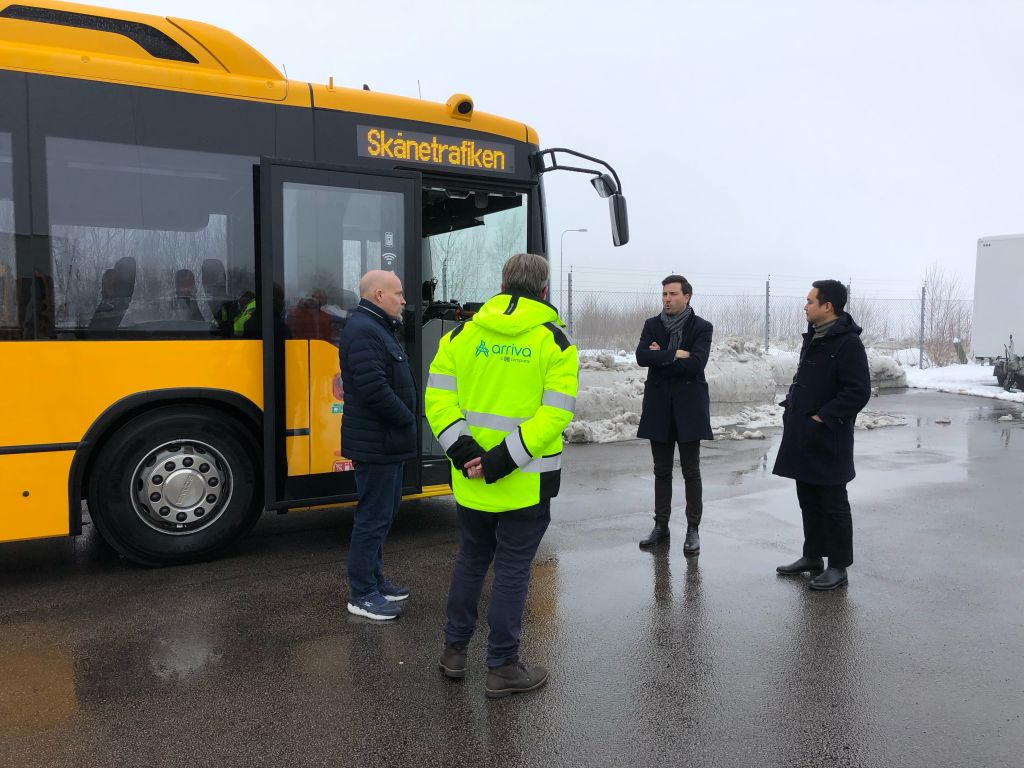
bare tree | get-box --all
[924,262,972,366]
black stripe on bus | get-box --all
[0,442,80,456]
[0,5,200,63]
[285,428,310,437]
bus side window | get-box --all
[0,132,15,339]
[44,137,257,338]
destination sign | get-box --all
[358,126,515,174]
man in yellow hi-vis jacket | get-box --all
[425,253,578,699]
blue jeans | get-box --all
[348,461,404,600]
[444,500,551,668]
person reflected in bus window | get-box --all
[88,268,121,331]
[171,268,205,323]
[287,287,334,341]
[232,290,256,337]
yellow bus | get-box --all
[0,1,628,565]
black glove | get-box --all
[480,441,519,484]
[447,435,484,476]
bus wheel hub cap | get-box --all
[131,440,233,535]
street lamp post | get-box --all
[559,228,587,311]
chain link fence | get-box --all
[566,284,972,366]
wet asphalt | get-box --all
[1,389,1022,768]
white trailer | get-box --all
[974,234,1024,388]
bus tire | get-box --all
[87,405,263,566]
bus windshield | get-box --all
[422,187,527,307]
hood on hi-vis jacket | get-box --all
[471,291,560,337]
[425,292,579,513]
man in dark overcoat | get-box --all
[773,279,871,590]
[339,270,418,620]
[635,275,714,553]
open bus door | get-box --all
[258,159,422,510]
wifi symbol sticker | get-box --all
[382,252,398,267]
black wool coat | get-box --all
[772,313,871,486]
[636,312,714,443]
[339,300,418,464]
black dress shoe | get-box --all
[639,523,669,549]
[683,524,700,555]
[776,556,825,575]
[809,566,848,591]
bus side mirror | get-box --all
[590,173,618,198]
[610,193,629,246]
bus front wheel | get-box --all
[87,406,263,566]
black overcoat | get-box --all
[635,312,714,443]
[772,313,871,485]
[339,300,418,464]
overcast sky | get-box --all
[120,0,1024,298]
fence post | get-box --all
[919,283,926,369]
[567,268,574,337]
[764,275,770,353]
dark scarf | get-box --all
[813,318,837,340]
[660,305,693,350]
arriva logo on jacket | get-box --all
[477,339,533,362]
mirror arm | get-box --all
[531,148,624,194]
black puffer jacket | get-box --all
[772,313,871,485]
[339,300,417,464]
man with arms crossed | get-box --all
[425,253,578,698]
[635,275,714,553]
[773,279,871,590]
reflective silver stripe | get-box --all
[427,373,458,392]
[522,454,562,473]
[437,420,470,452]
[462,410,525,433]
[542,390,576,413]
[505,428,532,467]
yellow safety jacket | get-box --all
[425,292,579,512]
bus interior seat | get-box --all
[201,258,227,316]
[88,256,136,331]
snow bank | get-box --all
[569,343,908,443]
[765,348,906,390]
[904,363,1024,403]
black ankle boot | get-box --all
[639,523,669,549]
[485,661,549,698]
[809,566,848,591]
[439,642,468,679]
[683,524,700,554]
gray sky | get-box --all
[121,0,1024,298]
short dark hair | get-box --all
[662,274,692,296]
[811,279,847,313]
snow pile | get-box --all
[889,348,932,368]
[578,349,637,371]
[568,342,908,443]
[706,406,906,440]
[766,348,906,390]
[904,363,1024,403]
[705,337,777,407]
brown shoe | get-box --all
[485,662,549,699]
[439,643,467,679]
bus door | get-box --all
[259,159,421,509]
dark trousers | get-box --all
[795,481,853,568]
[651,439,703,527]
[348,461,404,599]
[444,501,551,668]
